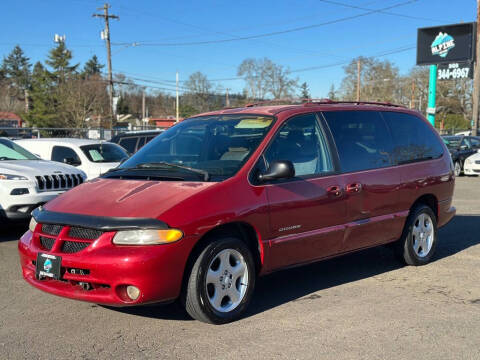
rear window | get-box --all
[323,111,392,173]
[382,112,444,164]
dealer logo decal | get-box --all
[431,32,455,58]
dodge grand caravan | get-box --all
[18,100,455,324]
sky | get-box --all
[0,0,476,98]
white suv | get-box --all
[16,138,128,180]
[0,138,86,221]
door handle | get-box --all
[346,183,362,194]
[327,185,343,197]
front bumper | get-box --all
[464,163,480,175]
[18,229,195,306]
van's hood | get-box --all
[44,178,217,218]
[0,160,83,179]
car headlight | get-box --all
[0,173,28,180]
[112,229,183,245]
[29,217,38,232]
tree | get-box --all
[24,62,56,127]
[184,71,213,112]
[45,42,78,83]
[328,84,337,100]
[339,57,399,102]
[300,82,310,99]
[1,45,31,93]
[237,58,269,100]
[83,55,104,78]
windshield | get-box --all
[80,143,128,163]
[117,114,275,181]
[0,138,38,160]
[442,136,462,149]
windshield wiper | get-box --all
[134,162,210,181]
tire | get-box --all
[454,161,462,177]
[183,237,256,324]
[395,204,438,266]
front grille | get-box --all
[35,174,84,191]
[68,227,103,240]
[61,241,90,253]
[40,236,55,250]
[41,224,63,236]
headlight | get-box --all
[29,217,38,232]
[0,173,28,180]
[112,229,183,245]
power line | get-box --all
[123,0,418,47]
[318,0,455,23]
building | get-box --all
[149,116,183,129]
[0,112,22,128]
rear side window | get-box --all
[118,137,138,154]
[382,112,444,164]
[323,111,392,173]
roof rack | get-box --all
[303,99,406,108]
[244,98,302,108]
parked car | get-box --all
[463,151,480,176]
[18,101,455,324]
[442,135,480,176]
[0,138,86,222]
[16,138,129,180]
[110,130,164,154]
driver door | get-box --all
[262,113,347,270]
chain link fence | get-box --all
[0,126,161,140]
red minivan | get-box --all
[18,101,456,324]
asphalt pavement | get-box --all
[1,177,479,359]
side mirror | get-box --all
[258,160,295,182]
[64,157,80,166]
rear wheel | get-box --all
[396,204,438,266]
[183,237,256,324]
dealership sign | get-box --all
[417,23,476,65]
[437,62,473,80]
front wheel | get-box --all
[454,161,462,177]
[396,204,438,266]
[183,237,256,324]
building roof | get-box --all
[0,112,21,121]
[16,138,111,146]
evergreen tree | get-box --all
[45,42,78,83]
[83,55,104,78]
[299,82,310,99]
[328,84,337,100]
[1,45,31,95]
[116,95,130,115]
[24,62,56,127]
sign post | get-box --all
[417,22,476,128]
[427,65,437,126]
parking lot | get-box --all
[0,177,478,359]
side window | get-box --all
[264,113,333,177]
[146,135,156,144]
[323,111,392,172]
[461,137,471,149]
[51,146,81,165]
[137,137,146,150]
[118,137,138,154]
[470,137,480,148]
[382,112,444,164]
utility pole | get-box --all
[176,71,179,123]
[93,3,119,128]
[472,0,480,136]
[226,88,230,107]
[142,89,146,128]
[356,59,361,102]
[410,79,416,109]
